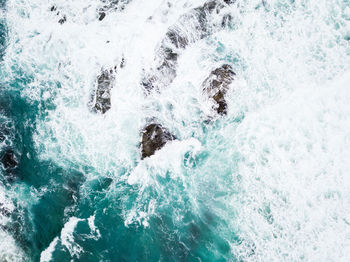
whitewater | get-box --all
[0,0,350,261]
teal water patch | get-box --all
[0,0,7,62]
[0,76,240,261]
[0,76,81,260]
[0,22,6,62]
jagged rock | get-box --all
[50,5,67,24]
[120,57,125,68]
[58,15,66,24]
[1,150,18,169]
[97,0,132,21]
[141,124,176,159]
[165,30,189,49]
[142,0,235,93]
[203,64,235,115]
[99,12,106,21]
[0,205,11,217]
[92,69,115,114]
[221,13,232,27]
[0,132,5,142]
[164,0,235,48]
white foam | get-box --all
[40,216,84,261]
[40,237,59,262]
[228,72,350,261]
[40,215,103,261]
[60,217,84,258]
[128,138,202,185]
[87,214,101,240]
[0,230,25,262]
[2,0,350,260]
[0,187,25,262]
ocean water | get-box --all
[0,0,350,261]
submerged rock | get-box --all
[92,69,116,114]
[203,64,235,115]
[142,0,235,93]
[141,124,176,159]
[1,150,18,170]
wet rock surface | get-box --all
[141,123,176,159]
[0,203,11,217]
[142,0,235,93]
[58,15,67,24]
[98,0,132,21]
[203,64,235,115]
[92,69,116,114]
[1,150,18,170]
[50,5,67,24]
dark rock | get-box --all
[98,12,106,21]
[171,0,235,44]
[0,206,11,217]
[50,5,67,24]
[203,64,235,115]
[141,78,155,93]
[1,150,18,169]
[58,15,66,24]
[221,14,232,27]
[166,30,189,49]
[0,132,5,142]
[92,69,115,114]
[97,0,132,20]
[162,47,178,62]
[142,0,235,94]
[141,124,176,159]
[120,57,125,68]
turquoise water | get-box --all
[1,0,350,261]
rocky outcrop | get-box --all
[91,68,116,114]
[164,0,236,49]
[90,57,125,114]
[1,150,18,170]
[141,123,176,159]
[202,64,235,115]
[97,0,132,21]
[50,5,67,24]
[0,203,11,217]
[142,0,235,93]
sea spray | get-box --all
[0,0,349,261]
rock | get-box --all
[1,150,18,169]
[202,64,235,115]
[0,132,5,142]
[92,69,115,114]
[97,0,132,21]
[141,124,176,159]
[221,14,232,27]
[142,0,235,93]
[120,57,125,68]
[98,12,106,21]
[50,5,67,24]
[165,30,189,49]
[58,15,66,24]
[0,206,11,217]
